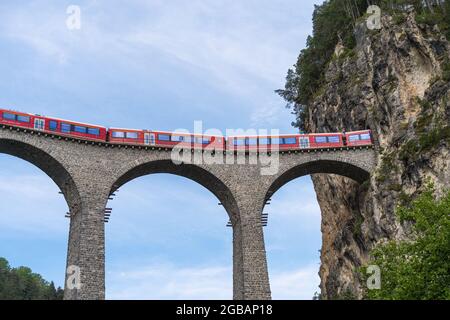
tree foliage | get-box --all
[0,257,64,300]
[277,0,450,132]
[363,187,450,300]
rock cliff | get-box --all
[305,11,450,298]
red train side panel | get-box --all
[345,130,372,147]
[0,108,107,142]
[306,133,343,149]
[0,109,34,129]
[108,128,145,145]
[152,131,224,150]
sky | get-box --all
[0,0,324,299]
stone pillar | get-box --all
[64,193,106,300]
[232,199,271,300]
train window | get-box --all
[246,138,257,146]
[327,136,340,143]
[17,115,30,123]
[360,133,371,140]
[126,132,138,139]
[233,139,245,146]
[284,137,297,144]
[74,125,87,133]
[88,128,100,136]
[348,135,360,142]
[314,136,327,143]
[3,113,16,120]
[202,138,210,144]
[258,138,269,145]
[158,134,170,141]
[61,123,71,133]
[49,120,58,131]
[171,135,184,142]
[271,138,281,145]
[112,131,125,138]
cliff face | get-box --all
[306,11,450,299]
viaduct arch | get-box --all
[0,125,377,300]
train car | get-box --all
[108,128,146,145]
[110,129,225,150]
[153,131,225,151]
[303,133,344,149]
[0,108,35,129]
[226,135,259,152]
[345,130,372,147]
[0,108,107,142]
[226,133,344,152]
[226,134,300,152]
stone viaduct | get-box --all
[0,124,376,300]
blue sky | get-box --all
[0,0,324,299]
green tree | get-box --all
[278,0,450,132]
[363,187,450,299]
[0,257,64,300]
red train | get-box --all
[0,108,373,151]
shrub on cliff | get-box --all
[363,187,450,300]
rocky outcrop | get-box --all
[306,11,450,299]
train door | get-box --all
[34,118,45,131]
[144,132,156,146]
[299,136,310,149]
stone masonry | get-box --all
[0,125,376,300]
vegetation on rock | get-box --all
[362,187,450,299]
[277,0,450,131]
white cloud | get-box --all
[106,261,319,300]
[0,1,316,127]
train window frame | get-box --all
[360,133,371,140]
[314,136,327,143]
[158,134,171,141]
[17,115,30,123]
[74,125,87,134]
[271,138,281,145]
[246,138,258,146]
[171,135,184,142]
[126,132,138,139]
[284,137,297,145]
[3,113,16,120]
[327,136,340,143]
[49,120,58,131]
[61,123,71,133]
[88,127,100,136]
[112,131,125,138]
